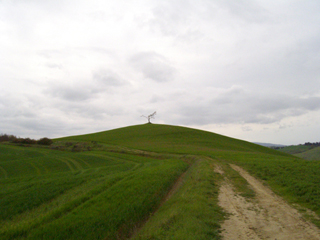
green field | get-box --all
[278,144,315,154]
[279,145,320,161]
[295,146,320,160]
[1,124,320,239]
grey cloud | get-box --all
[45,69,127,102]
[2,0,320,145]
[54,100,126,120]
[146,0,268,41]
[46,84,96,101]
[0,93,62,137]
[242,126,253,132]
[46,63,63,69]
[149,95,165,103]
[38,47,113,60]
[149,1,191,36]
[75,47,115,57]
[93,69,126,86]
[38,49,64,59]
[0,93,38,118]
[172,88,320,125]
[214,0,269,23]
[0,89,126,138]
[145,0,207,42]
[130,52,176,82]
[1,114,84,139]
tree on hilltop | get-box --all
[141,111,156,124]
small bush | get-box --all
[5,135,53,145]
[12,138,37,144]
[65,142,74,147]
[23,138,37,144]
[37,137,53,146]
[0,134,17,142]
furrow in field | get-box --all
[0,170,136,235]
[0,166,8,179]
[64,157,85,171]
[55,157,77,172]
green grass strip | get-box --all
[133,157,225,240]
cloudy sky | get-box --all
[1,0,320,145]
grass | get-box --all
[278,144,320,160]
[1,123,320,239]
[58,124,286,156]
[295,146,320,161]
[25,159,187,240]
[0,143,188,239]
[213,150,320,227]
[278,144,315,154]
[217,161,255,199]
[132,157,225,240]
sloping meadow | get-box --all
[0,144,188,239]
[1,124,320,239]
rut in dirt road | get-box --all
[216,164,320,240]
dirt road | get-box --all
[216,164,320,240]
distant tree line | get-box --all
[304,142,320,147]
[0,134,53,146]
[271,146,285,150]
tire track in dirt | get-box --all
[217,163,320,240]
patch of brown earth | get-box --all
[217,164,320,240]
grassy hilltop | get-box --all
[58,123,285,155]
[1,124,320,239]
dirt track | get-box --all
[216,164,320,240]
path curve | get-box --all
[217,164,320,240]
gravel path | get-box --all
[217,164,320,240]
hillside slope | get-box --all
[279,145,314,154]
[295,146,320,160]
[58,124,288,156]
[279,145,320,160]
[1,124,319,240]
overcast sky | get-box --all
[1,0,320,145]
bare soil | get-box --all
[217,164,320,240]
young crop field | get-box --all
[1,124,320,239]
[0,143,189,239]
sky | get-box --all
[1,0,320,145]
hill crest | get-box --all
[57,124,287,156]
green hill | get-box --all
[278,144,315,154]
[279,144,320,160]
[58,124,287,156]
[295,146,320,160]
[1,124,320,239]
